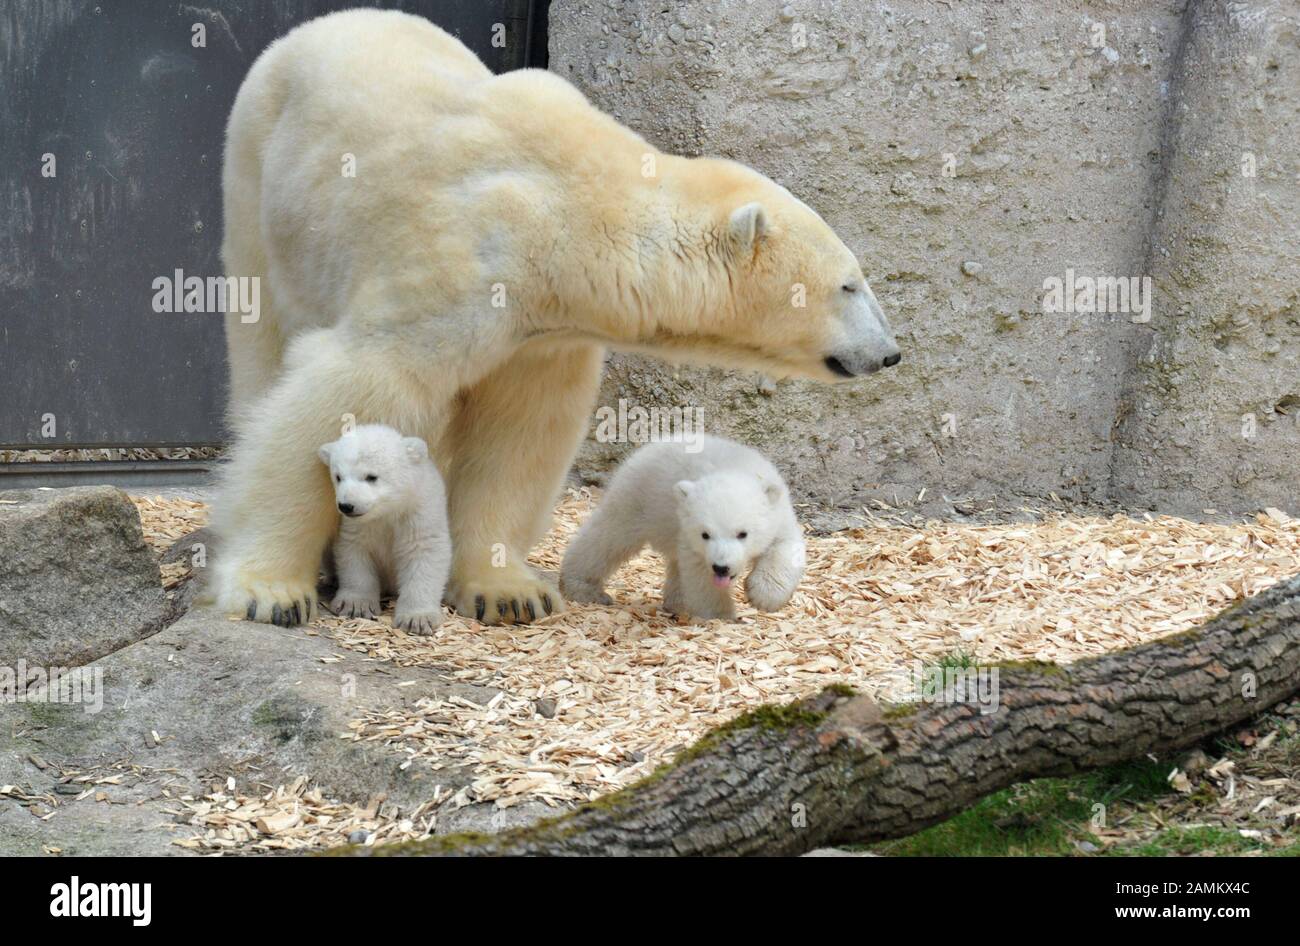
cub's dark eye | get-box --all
[365,475,378,483]
[737,531,748,539]
[701,532,710,540]
[842,284,858,293]
[334,475,341,483]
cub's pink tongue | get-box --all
[712,574,733,588]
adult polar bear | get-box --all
[213,9,900,627]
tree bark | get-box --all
[343,574,1300,856]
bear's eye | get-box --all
[737,531,748,539]
[334,475,341,483]
[365,474,378,483]
[701,531,710,541]
[842,283,858,294]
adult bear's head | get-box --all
[645,157,902,382]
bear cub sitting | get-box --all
[318,424,451,634]
[561,435,805,622]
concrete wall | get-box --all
[550,0,1299,517]
[1110,0,1300,512]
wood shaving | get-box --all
[169,776,445,853]
[131,495,209,554]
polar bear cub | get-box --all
[562,435,805,622]
[318,425,451,634]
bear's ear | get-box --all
[317,443,334,467]
[674,479,695,500]
[759,477,783,505]
[402,436,429,463]
[728,202,769,249]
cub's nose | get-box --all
[337,502,355,515]
[883,352,902,368]
[712,563,731,577]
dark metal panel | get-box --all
[0,0,542,449]
[0,459,215,490]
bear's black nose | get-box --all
[883,352,902,367]
[712,563,730,577]
[337,502,354,515]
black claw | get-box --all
[272,604,283,626]
[541,594,553,615]
[510,599,521,621]
[289,603,300,626]
[474,595,486,621]
[246,600,257,621]
[525,600,536,622]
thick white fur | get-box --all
[561,436,805,622]
[213,9,896,626]
[319,425,450,635]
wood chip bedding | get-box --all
[130,492,1300,851]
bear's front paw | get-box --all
[448,566,564,626]
[218,575,318,627]
[744,569,797,613]
[395,606,443,635]
[330,591,381,620]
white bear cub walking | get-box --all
[562,435,805,622]
[318,425,451,634]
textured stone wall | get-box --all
[550,0,1299,517]
[1110,0,1300,512]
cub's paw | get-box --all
[220,576,318,627]
[395,607,443,636]
[330,592,381,620]
[744,569,797,613]
[558,575,612,606]
[448,567,564,626]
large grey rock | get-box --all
[551,0,1299,517]
[0,486,172,668]
[0,606,535,855]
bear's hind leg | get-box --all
[442,341,604,624]
[211,328,455,626]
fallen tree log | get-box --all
[342,573,1300,856]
